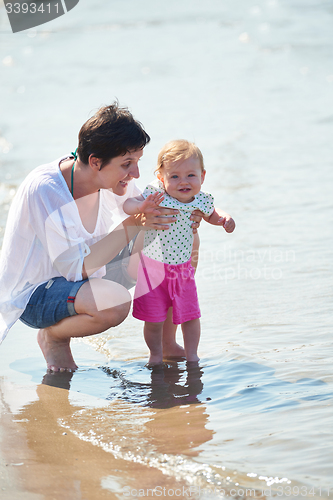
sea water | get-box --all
[0,0,332,497]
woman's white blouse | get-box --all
[0,156,140,343]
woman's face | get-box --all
[98,149,143,195]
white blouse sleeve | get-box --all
[45,204,91,281]
[197,192,215,217]
[28,185,89,281]
[142,182,163,199]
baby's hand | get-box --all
[139,192,164,214]
[217,215,236,233]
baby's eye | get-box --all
[188,174,195,177]
[171,175,178,179]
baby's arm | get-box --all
[204,208,236,233]
[123,192,164,215]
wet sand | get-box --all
[0,380,197,499]
[0,324,274,500]
[0,325,203,499]
[1,0,333,495]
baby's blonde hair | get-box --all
[156,139,205,173]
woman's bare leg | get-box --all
[38,279,131,372]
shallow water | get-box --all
[0,0,333,497]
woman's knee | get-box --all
[75,279,131,315]
[96,301,131,329]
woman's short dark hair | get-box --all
[77,102,150,167]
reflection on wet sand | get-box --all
[145,362,205,409]
[102,362,213,457]
[0,364,215,498]
[1,360,298,498]
[102,361,205,408]
[146,363,210,457]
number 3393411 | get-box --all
[5,3,60,14]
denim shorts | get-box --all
[19,238,137,330]
[19,277,88,329]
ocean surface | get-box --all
[0,0,332,498]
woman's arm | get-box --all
[123,192,164,215]
[82,215,141,278]
[123,195,145,215]
[82,207,178,279]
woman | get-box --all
[0,103,200,372]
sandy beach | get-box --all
[0,325,265,500]
[0,382,192,500]
[1,320,331,499]
[1,0,333,497]
[0,324,209,500]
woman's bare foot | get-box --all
[37,329,78,372]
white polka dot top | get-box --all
[142,179,215,265]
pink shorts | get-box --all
[133,254,201,325]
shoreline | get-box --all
[0,378,196,499]
[0,322,331,499]
[0,324,191,499]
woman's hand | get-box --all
[137,192,165,214]
[139,207,179,230]
[190,209,204,234]
[137,208,204,232]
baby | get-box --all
[124,140,235,365]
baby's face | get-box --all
[158,156,206,203]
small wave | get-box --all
[58,401,295,499]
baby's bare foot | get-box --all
[37,329,78,372]
[185,354,200,363]
[147,353,164,366]
[163,342,185,359]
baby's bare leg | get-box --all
[144,321,164,366]
[38,279,131,372]
[128,234,185,358]
[181,318,201,362]
[162,308,185,358]
[162,233,200,358]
